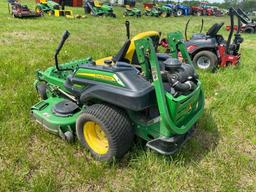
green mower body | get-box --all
[144,5,173,17]
[84,1,116,17]
[123,7,141,17]
[35,0,60,14]
[31,31,204,160]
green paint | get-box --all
[32,35,204,147]
[134,37,204,137]
[166,31,193,65]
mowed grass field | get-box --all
[0,1,256,191]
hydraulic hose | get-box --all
[173,80,196,92]
[167,75,196,93]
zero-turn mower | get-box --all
[31,22,204,161]
[83,0,116,17]
[123,5,141,17]
[161,7,243,72]
[144,4,173,18]
[226,8,256,34]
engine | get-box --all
[161,58,199,97]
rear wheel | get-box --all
[244,27,255,34]
[176,9,183,16]
[111,13,116,18]
[76,104,134,161]
[193,51,218,72]
[161,12,168,18]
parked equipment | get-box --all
[226,8,256,34]
[31,22,204,161]
[144,4,173,17]
[35,0,73,17]
[161,7,243,72]
[123,5,141,17]
[191,1,213,16]
[8,0,42,18]
[165,3,190,16]
[84,0,116,17]
[211,6,224,17]
[35,0,59,14]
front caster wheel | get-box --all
[36,82,48,100]
[64,131,74,143]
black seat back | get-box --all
[206,22,224,37]
[112,40,131,63]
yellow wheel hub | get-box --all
[83,121,109,155]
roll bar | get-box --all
[226,7,242,54]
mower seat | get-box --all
[112,40,131,63]
[206,22,224,37]
[94,1,102,8]
[191,33,207,40]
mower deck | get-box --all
[31,97,81,136]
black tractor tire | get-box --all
[193,51,218,72]
[244,27,255,34]
[76,104,134,161]
[136,14,141,18]
[36,82,48,100]
[176,9,183,16]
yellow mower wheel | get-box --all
[161,12,168,17]
[83,121,109,155]
[76,104,134,161]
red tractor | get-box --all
[191,2,213,16]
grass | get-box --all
[1,1,256,191]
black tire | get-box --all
[36,82,48,100]
[193,51,218,72]
[176,9,183,16]
[244,27,255,34]
[76,104,134,161]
